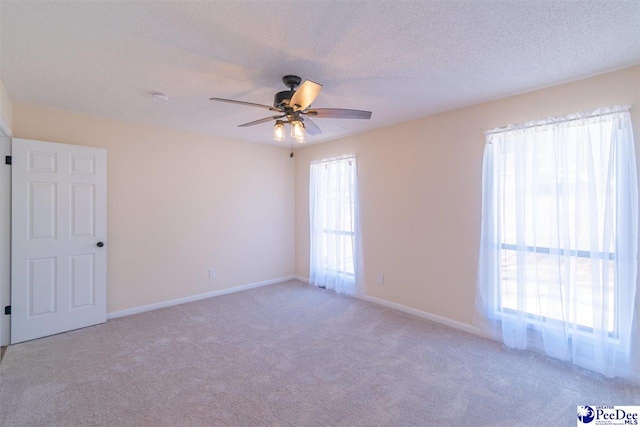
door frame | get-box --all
[0,122,11,347]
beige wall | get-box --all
[0,77,12,135]
[13,104,295,312]
[9,66,640,323]
[295,65,640,326]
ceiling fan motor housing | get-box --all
[275,75,302,107]
[274,90,295,108]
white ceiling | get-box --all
[1,1,639,146]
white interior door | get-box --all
[11,138,107,343]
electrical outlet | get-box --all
[209,268,216,279]
[377,274,384,284]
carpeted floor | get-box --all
[0,280,637,426]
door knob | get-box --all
[97,242,104,248]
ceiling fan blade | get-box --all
[289,80,323,111]
[304,108,372,119]
[238,115,284,127]
[210,97,281,112]
[301,117,322,136]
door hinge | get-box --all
[4,306,10,315]
[5,156,11,165]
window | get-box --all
[498,123,616,334]
[475,106,638,381]
[309,155,360,295]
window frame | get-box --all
[309,154,358,286]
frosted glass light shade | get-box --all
[273,121,285,141]
[291,120,305,143]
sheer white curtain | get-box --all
[309,155,363,295]
[474,105,639,382]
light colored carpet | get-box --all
[0,280,637,426]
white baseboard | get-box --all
[294,276,484,339]
[356,294,492,340]
[293,274,489,340]
[148,273,489,342]
[107,275,295,320]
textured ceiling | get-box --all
[0,1,639,146]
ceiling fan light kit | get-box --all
[273,120,285,142]
[210,75,372,144]
[291,120,306,143]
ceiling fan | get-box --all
[210,75,372,143]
